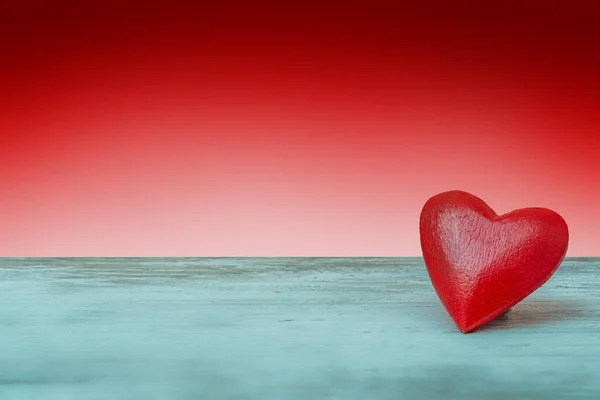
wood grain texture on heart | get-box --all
[419,190,569,334]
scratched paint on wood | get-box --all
[0,257,599,399]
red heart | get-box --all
[419,190,569,333]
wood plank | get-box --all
[0,257,598,399]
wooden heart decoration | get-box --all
[419,190,569,333]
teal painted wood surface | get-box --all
[0,257,599,399]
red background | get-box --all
[1,1,599,256]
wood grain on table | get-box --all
[0,257,598,399]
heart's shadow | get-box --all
[476,298,588,332]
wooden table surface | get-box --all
[1,257,598,399]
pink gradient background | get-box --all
[1,2,599,256]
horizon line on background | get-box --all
[1,256,597,260]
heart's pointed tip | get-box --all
[458,324,478,334]
[455,314,485,334]
[456,322,482,334]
